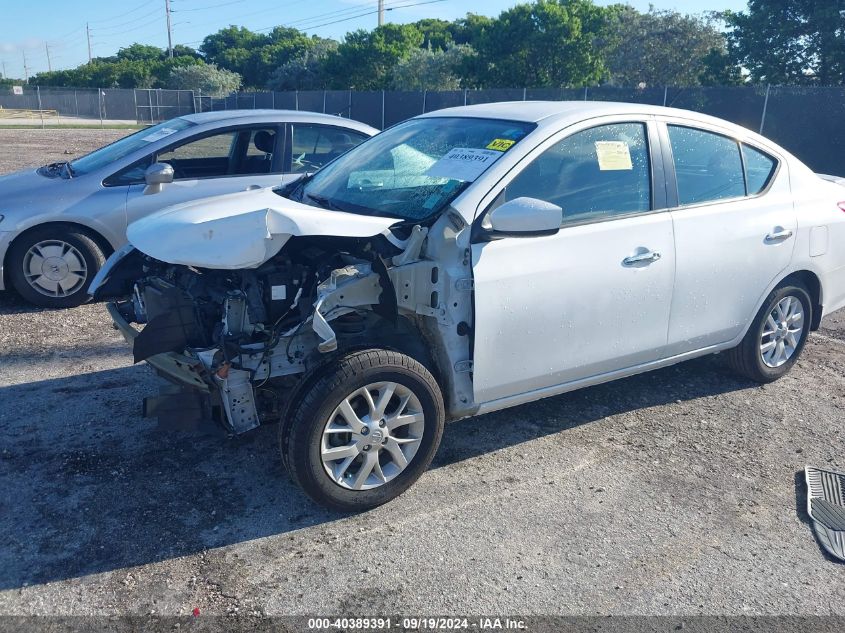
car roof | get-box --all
[417,100,752,135]
[180,109,378,135]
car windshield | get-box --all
[284,117,535,221]
[69,118,195,176]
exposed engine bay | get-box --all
[96,216,475,435]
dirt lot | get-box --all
[1,128,844,619]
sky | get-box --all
[0,0,749,80]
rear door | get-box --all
[660,120,796,354]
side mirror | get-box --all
[487,197,562,237]
[143,162,174,195]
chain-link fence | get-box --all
[0,86,195,125]
[1,84,843,175]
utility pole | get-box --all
[165,0,174,58]
[22,51,29,83]
[1,61,6,79]
[86,22,93,63]
[378,0,385,27]
[45,43,52,72]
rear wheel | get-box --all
[8,226,105,309]
[726,283,812,383]
[281,349,444,512]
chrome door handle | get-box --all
[623,251,661,266]
[765,229,793,243]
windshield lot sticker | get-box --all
[142,127,180,143]
[595,141,633,170]
[487,138,516,152]
[425,148,501,182]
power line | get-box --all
[88,0,158,24]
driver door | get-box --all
[470,120,677,404]
[125,125,291,227]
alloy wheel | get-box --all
[760,295,805,368]
[320,381,425,491]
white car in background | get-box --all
[92,101,845,511]
[0,110,376,308]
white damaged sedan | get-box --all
[92,101,845,511]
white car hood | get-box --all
[127,187,401,269]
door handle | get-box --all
[623,251,661,266]
[765,229,794,243]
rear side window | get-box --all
[742,144,777,194]
[668,125,745,205]
[505,122,652,226]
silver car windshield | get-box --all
[70,118,195,176]
[287,117,535,221]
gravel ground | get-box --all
[1,129,844,619]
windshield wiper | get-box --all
[63,162,75,179]
[305,192,344,211]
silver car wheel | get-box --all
[320,381,425,491]
[23,240,88,298]
[760,295,805,368]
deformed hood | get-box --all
[126,187,401,269]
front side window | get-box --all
[106,126,281,186]
[289,124,368,173]
[668,125,745,205]
[288,117,535,220]
[157,131,238,180]
[504,123,652,225]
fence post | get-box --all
[272,91,275,109]
[98,89,104,128]
[347,89,352,119]
[463,89,468,106]
[322,90,327,114]
[584,86,589,101]
[422,89,427,114]
[36,86,44,129]
[295,90,299,111]
[132,89,138,124]
[523,87,527,101]
[381,90,385,130]
[663,86,668,107]
[759,84,771,134]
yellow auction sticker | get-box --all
[486,138,516,152]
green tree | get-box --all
[472,0,616,88]
[200,25,319,88]
[266,39,338,90]
[412,18,455,50]
[390,44,473,90]
[116,43,166,62]
[726,0,845,85]
[168,63,241,95]
[323,24,424,89]
[606,7,732,87]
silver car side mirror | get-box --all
[143,162,174,195]
[487,197,563,237]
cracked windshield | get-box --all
[287,117,535,220]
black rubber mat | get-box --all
[805,466,845,561]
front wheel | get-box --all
[726,283,812,383]
[281,349,445,512]
[7,226,105,309]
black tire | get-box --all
[8,225,105,309]
[282,349,445,512]
[726,283,812,383]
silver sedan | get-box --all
[0,110,376,308]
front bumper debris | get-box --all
[107,302,211,393]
